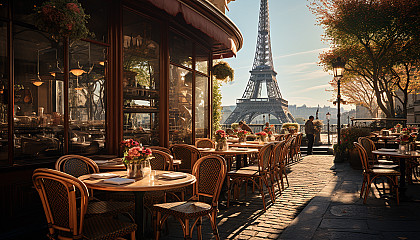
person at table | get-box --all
[239,121,253,134]
[305,116,315,155]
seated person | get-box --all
[239,121,253,134]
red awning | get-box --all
[146,0,237,57]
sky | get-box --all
[221,0,353,110]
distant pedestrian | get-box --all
[305,116,315,155]
[239,121,253,134]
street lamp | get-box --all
[332,57,346,146]
[326,112,331,145]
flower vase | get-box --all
[141,159,152,177]
[126,162,143,179]
[216,141,228,151]
[239,136,246,143]
[399,144,409,154]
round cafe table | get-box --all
[79,170,196,239]
[372,150,420,192]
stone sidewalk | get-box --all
[161,155,336,239]
[279,161,420,240]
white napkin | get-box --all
[378,148,397,152]
[89,173,119,179]
[159,172,187,180]
[103,178,135,185]
[94,160,109,164]
[230,147,247,151]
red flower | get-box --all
[66,3,80,13]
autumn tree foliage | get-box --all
[310,0,420,118]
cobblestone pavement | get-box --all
[160,155,335,239]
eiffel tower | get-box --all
[224,0,295,125]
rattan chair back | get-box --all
[258,143,274,171]
[354,142,371,172]
[273,140,286,167]
[55,155,99,177]
[192,155,227,207]
[195,138,216,148]
[170,144,201,172]
[151,149,173,171]
[33,168,89,239]
[149,146,172,155]
[358,137,377,163]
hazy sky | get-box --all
[222,0,352,110]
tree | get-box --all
[311,0,420,118]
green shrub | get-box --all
[282,123,300,131]
[334,127,371,155]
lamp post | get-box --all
[326,112,331,145]
[332,57,346,146]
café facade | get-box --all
[0,0,242,237]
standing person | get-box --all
[305,116,315,155]
[239,121,253,134]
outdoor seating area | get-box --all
[2,0,420,239]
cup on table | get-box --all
[150,170,156,181]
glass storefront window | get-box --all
[169,32,193,69]
[195,74,209,139]
[195,45,209,74]
[69,41,107,155]
[0,22,7,166]
[0,0,8,18]
[123,9,160,146]
[13,25,64,162]
[169,65,192,144]
[81,0,110,43]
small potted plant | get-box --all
[263,124,274,139]
[215,130,228,151]
[397,131,417,154]
[256,131,268,142]
[237,130,248,143]
[123,146,153,178]
[212,61,234,81]
[33,0,91,42]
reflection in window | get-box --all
[169,32,192,69]
[0,22,7,165]
[69,41,107,155]
[195,74,209,139]
[169,65,192,144]
[0,0,8,18]
[195,45,209,74]
[123,9,160,146]
[13,26,64,162]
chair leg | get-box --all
[197,217,202,240]
[360,175,366,198]
[258,178,267,211]
[155,211,161,240]
[283,167,289,188]
[131,231,136,240]
[210,211,220,240]
[364,176,371,204]
[263,174,275,203]
[394,176,399,205]
[183,218,191,240]
[227,177,231,208]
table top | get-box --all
[79,170,196,192]
[229,142,268,149]
[198,147,259,155]
[372,149,420,158]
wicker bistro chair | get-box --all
[195,138,216,148]
[33,168,137,240]
[294,133,303,161]
[170,144,201,173]
[358,137,397,167]
[353,142,400,205]
[153,155,227,240]
[149,146,172,155]
[272,140,289,191]
[227,143,275,211]
[55,155,134,218]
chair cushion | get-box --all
[371,168,400,175]
[153,201,212,219]
[83,216,137,240]
[87,201,134,217]
[228,169,258,177]
[372,164,399,169]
